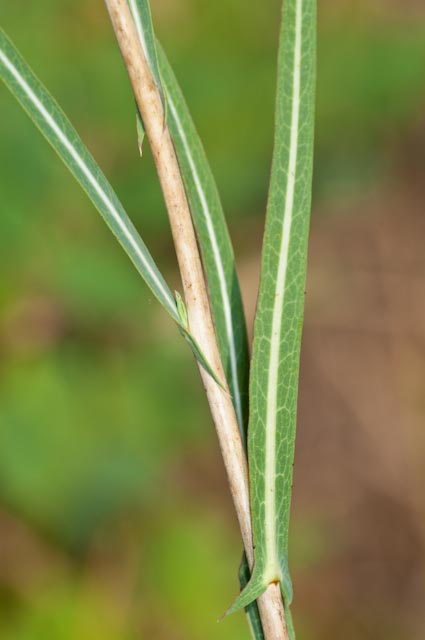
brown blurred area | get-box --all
[0,0,424,638]
[292,189,424,639]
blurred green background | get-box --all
[0,1,424,638]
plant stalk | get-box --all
[103,1,289,637]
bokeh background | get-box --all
[0,1,424,638]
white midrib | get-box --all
[167,95,244,430]
[0,47,175,316]
[264,0,303,576]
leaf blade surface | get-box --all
[157,44,250,434]
[125,0,250,436]
[227,0,316,627]
[0,27,178,321]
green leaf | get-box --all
[126,0,250,438]
[227,0,316,631]
[156,45,250,437]
[0,28,222,387]
[0,26,178,323]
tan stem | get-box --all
[103,1,288,637]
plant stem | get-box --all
[103,1,289,637]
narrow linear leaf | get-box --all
[126,0,250,438]
[156,44,250,437]
[227,0,316,632]
[0,28,223,386]
[0,27,177,322]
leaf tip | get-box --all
[223,573,267,618]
